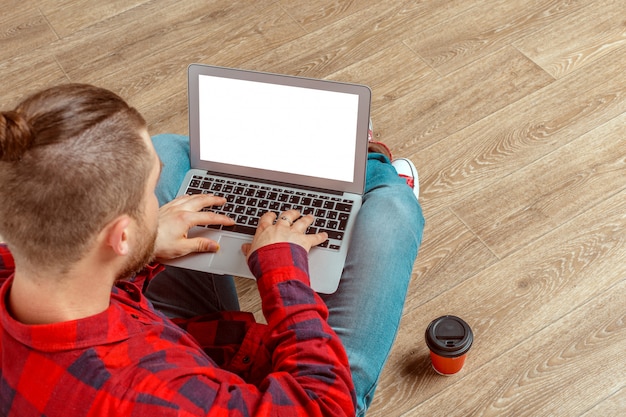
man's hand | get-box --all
[241,210,328,258]
[154,194,235,261]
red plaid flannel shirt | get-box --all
[0,243,355,416]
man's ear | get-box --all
[104,215,132,256]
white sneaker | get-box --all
[391,158,419,200]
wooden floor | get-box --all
[2,1,625,415]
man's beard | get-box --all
[115,219,157,281]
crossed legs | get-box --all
[146,134,424,416]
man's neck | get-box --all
[8,259,117,325]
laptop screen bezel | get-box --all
[187,64,371,195]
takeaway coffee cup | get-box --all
[425,315,473,375]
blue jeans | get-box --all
[147,134,424,416]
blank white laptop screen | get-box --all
[198,75,360,183]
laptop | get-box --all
[164,64,371,294]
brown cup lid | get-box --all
[425,315,473,358]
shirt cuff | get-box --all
[247,243,310,288]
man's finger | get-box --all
[292,214,314,232]
[258,211,278,228]
[155,237,220,261]
[308,231,328,248]
[168,193,227,210]
[185,193,228,210]
[241,243,252,256]
[187,237,220,254]
[183,210,235,228]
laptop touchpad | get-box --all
[211,235,254,278]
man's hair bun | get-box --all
[0,111,34,161]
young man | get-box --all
[0,84,423,416]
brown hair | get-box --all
[0,84,151,268]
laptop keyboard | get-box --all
[184,174,355,251]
